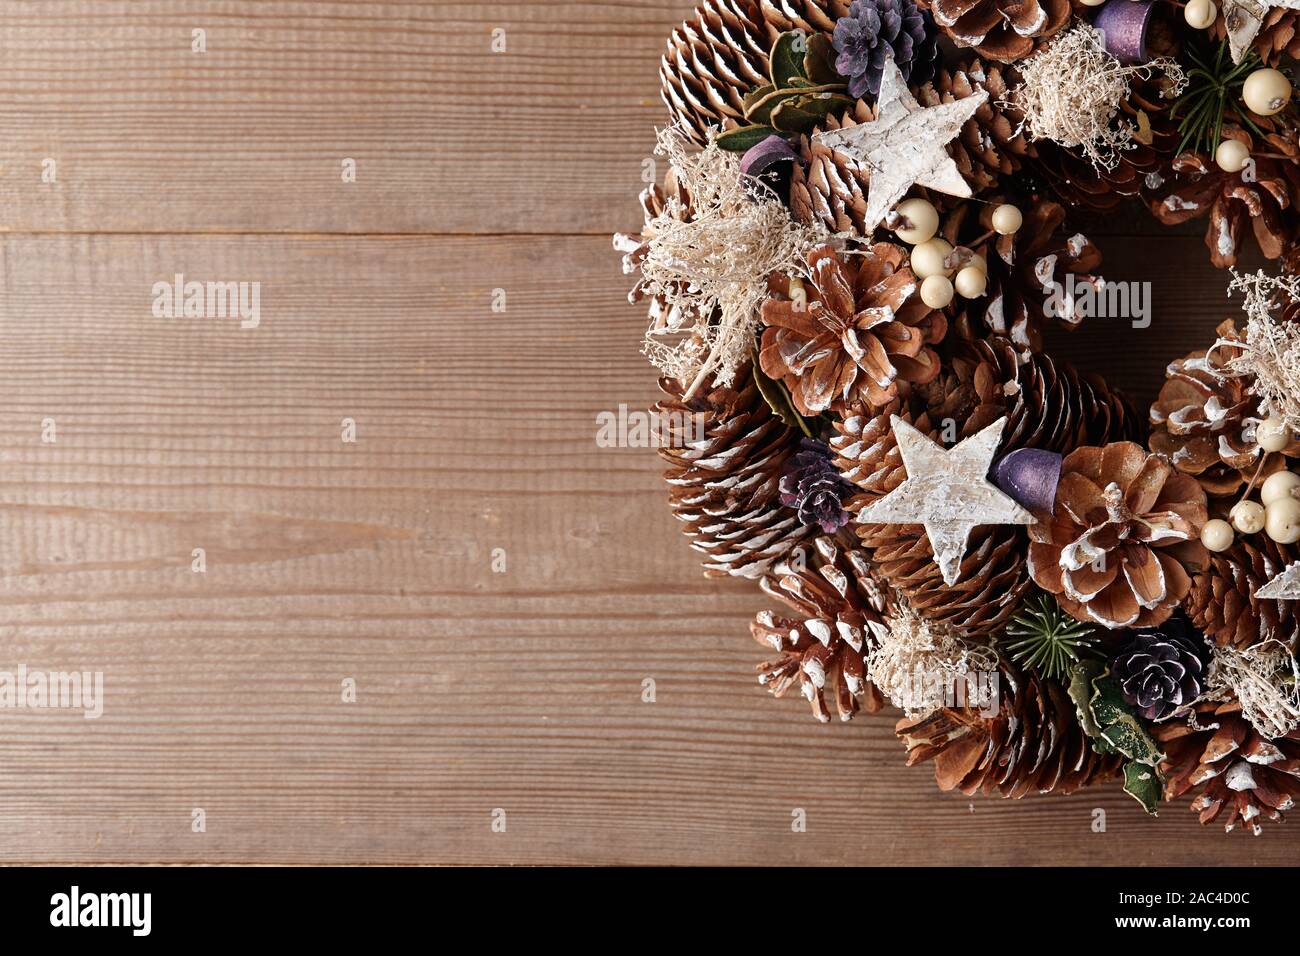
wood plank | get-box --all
[0,0,683,235]
[0,232,1292,864]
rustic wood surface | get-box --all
[0,1,1293,866]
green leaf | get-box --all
[744,86,804,124]
[752,353,814,438]
[714,124,781,152]
[1067,660,1106,739]
[803,33,841,86]
[1089,672,1165,766]
[1122,762,1163,815]
[742,84,777,114]
[769,31,808,88]
[770,92,854,133]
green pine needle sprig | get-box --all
[1000,594,1101,682]
[1169,40,1267,157]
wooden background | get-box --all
[0,0,1292,865]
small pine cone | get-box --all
[1148,130,1300,268]
[1185,535,1300,649]
[657,372,816,579]
[660,0,774,145]
[1028,442,1209,630]
[1110,615,1208,721]
[831,338,1136,636]
[1149,319,1300,497]
[1157,701,1300,835]
[752,534,893,722]
[915,59,1033,193]
[897,661,1124,796]
[916,0,1075,63]
[1212,6,1300,64]
[1034,72,1182,210]
[789,100,877,234]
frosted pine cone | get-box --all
[916,0,1075,63]
[752,535,893,722]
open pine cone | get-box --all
[614,169,700,335]
[657,371,815,579]
[897,661,1124,796]
[759,243,945,415]
[1186,535,1300,649]
[789,100,878,233]
[832,337,1136,637]
[752,534,893,722]
[916,0,1074,62]
[1028,442,1209,630]
[1149,319,1299,497]
[1157,700,1300,835]
[1148,129,1300,268]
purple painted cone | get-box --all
[994,448,1063,516]
[1093,0,1154,65]
[740,135,800,179]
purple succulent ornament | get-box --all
[1110,616,1208,721]
[831,0,937,100]
[779,438,854,534]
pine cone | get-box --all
[779,438,855,533]
[1157,701,1300,835]
[831,338,1137,637]
[760,0,852,32]
[789,100,878,233]
[915,58,1033,194]
[897,661,1124,796]
[758,243,945,415]
[1148,319,1300,497]
[614,170,700,334]
[1027,442,1209,630]
[939,198,1102,352]
[1148,131,1300,268]
[1034,72,1182,210]
[1110,615,1208,721]
[660,0,774,145]
[916,0,1074,62]
[831,0,938,98]
[657,371,816,578]
[1185,535,1300,649]
[752,534,893,722]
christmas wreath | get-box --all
[615,0,1300,833]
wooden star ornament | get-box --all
[1223,0,1300,62]
[812,53,987,234]
[855,416,1036,586]
[1256,560,1300,599]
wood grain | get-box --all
[0,2,1293,865]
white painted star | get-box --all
[855,416,1035,586]
[1256,560,1300,599]
[1223,0,1300,63]
[812,54,987,234]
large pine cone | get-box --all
[657,372,815,579]
[760,0,851,32]
[897,661,1124,796]
[1185,535,1300,649]
[916,0,1074,62]
[831,338,1136,637]
[660,0,774,145]
[915,58,1032,194]
[752,534,893,722]
[1148,320,1299,497]
[940,199,1102,353]
[1157,701,1300,835]
[1034,72,1182,211]
[1028,442,1209,630]
[1147,130,1300,268]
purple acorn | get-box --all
[831,0,938,99]
[779,439,855,534]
